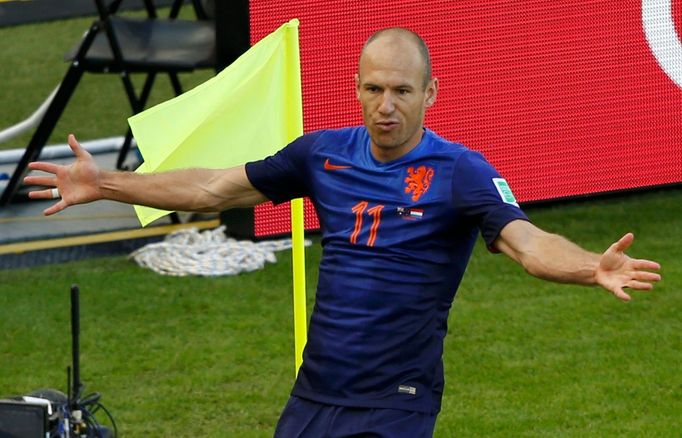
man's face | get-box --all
[356,35,437,162]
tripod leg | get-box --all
[0,65,84,205]
[116,73,156,170]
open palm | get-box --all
[595,233,661,301]
[24,134,103,215]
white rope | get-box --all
[129,225,309,277]
[0,85,59,145]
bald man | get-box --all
[26,28,660,437]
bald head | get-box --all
[360,28,432,89]
[355,27,438,162]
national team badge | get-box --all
[404,166,434,202]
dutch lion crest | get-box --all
[404,166,434,202]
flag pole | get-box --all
[290,198,307,374]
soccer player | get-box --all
[25,28,661,437]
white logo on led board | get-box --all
[642,0,682,89]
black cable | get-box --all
[93,402,118,438]
[79,392,101,407]
[75,396,116,438]
[84,416,102,438]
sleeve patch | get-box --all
[492,178,519,207]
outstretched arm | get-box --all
[493,219,661,301]
[24,134,268,215]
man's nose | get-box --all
[377,91,395,114]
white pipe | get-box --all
[0,136,135,190]
[0,86,60,144]
[0,136,133,165]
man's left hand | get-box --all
[595,233,661,301]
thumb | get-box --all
[612,232,634,253]
[68,133,89,159]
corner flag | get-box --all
[128,19,302,226]
[128,19,308,374]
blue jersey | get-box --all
[245,126,528,414]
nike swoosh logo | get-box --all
[324,158,352,170]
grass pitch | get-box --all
[1,189,680,437]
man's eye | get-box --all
[398,89,409,95]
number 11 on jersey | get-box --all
[350,201,384,246]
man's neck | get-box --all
[369,128,425,163]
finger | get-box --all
[626,280,654,291]
[632,271,661,282]
[23,175,57,187]
[612,232,634,253]
[612,288,631,302]
[68,134,89,159]
[28,188,58,200]
[632,259,661,271]
[27,161,60,174]
[43,200,67,216]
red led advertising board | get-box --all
[249,1,682,236]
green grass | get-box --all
[0,249,319,437]
[1,189,680,437]
[0,8,213,151]
[439,190,681,437]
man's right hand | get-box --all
[24,134,103,216]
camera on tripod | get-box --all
[0,285,116,438]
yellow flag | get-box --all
[129,18,308,376]
[128,19,303,226]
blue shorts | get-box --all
[273,396,437,438]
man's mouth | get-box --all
[375,121,399,131]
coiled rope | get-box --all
[130,226,308,276]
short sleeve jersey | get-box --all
[246,126,528,414]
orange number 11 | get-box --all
[350,201,384,246]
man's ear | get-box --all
[425,77,438,108]
[355,73,361,99]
